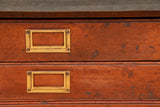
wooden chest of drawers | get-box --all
[1,11,160,107]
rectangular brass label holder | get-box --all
[26,29,70,53]
[27,71,70,93]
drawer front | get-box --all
[0,62,160,101]
[1,20,160,62]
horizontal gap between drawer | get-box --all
[1,17,160,20]
[1,100,160,105]
[1,62,160,65]
[2,20,160,23]
[2,60,160,63]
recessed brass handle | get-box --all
[25,29,70,53]
[27,71,70,93]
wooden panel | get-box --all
[32,32,64,46]
[1,20,160,61]
[34,74,64,87]
[1,104,160,107]
[0,62,160,101]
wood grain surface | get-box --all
[1,104,160,107]
[1,19,160,62]
[1,11,160,107]
[0,62,160,102]
[34,74,64,87]
[32,32,64,46]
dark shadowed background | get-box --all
[0,0,160,11]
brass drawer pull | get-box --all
[27,71,70,93]
[25,29,70,53]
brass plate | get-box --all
[26,29,70,53]
[27,71,70,93]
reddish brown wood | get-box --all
[2,100,160,105]
[32,32,64,46]
[1,11,160,106]
[1,11,160,19]
[1,20,160,62]
[1,104,160,107]
[0,62,160,101]
[34,74,64,87]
